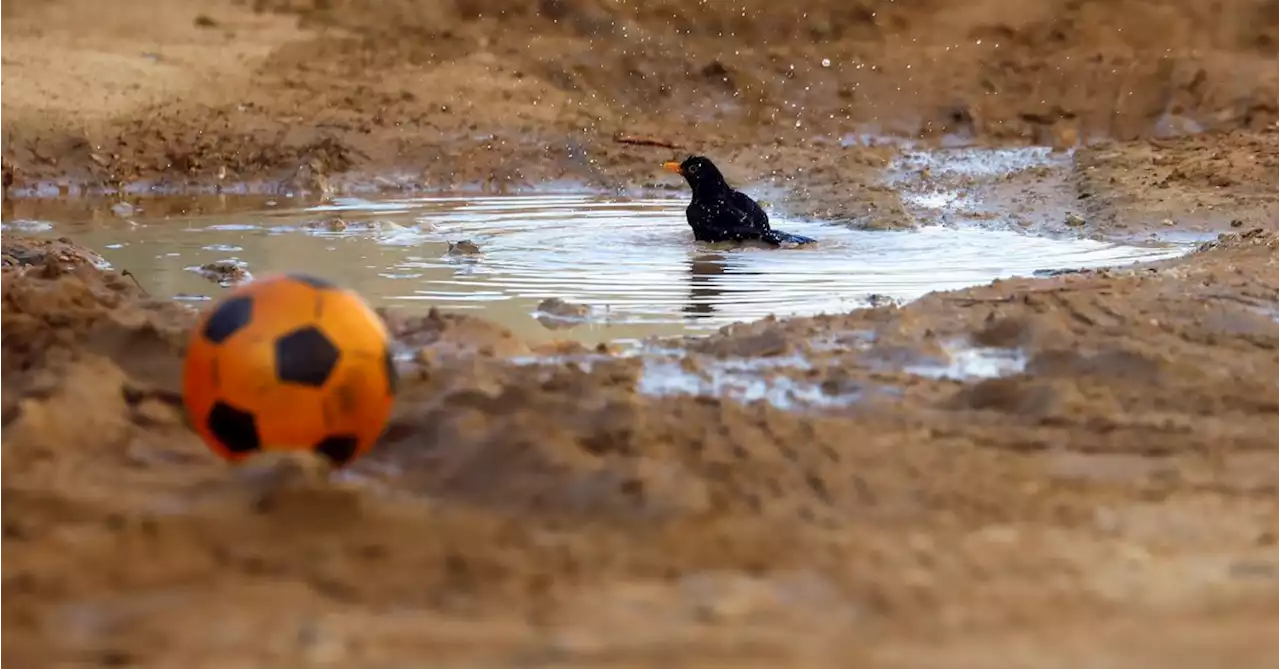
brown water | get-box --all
[2,191,1195,345]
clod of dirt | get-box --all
[111,201,137,218]
[303,216,349,232]
[1,237,195,382]
[446,240,482,255]
[689,322,795,358]
[193,260,252,286]
[535,297,591,330]
[866,294,898,308]
[1197,228,1278,252]
[278,144,353,197]
[1,236,107,269]
[378,306,528,359]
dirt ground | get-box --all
[2,0,1279,667]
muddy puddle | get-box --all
[3,192,1197,344]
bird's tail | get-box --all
[763,229,818,246]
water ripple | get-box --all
[22,193,1194,343]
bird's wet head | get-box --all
[662,155,728,193]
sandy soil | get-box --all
[2,0,1279,666]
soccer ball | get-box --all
[182,273,397,466]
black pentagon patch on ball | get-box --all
[275,326,340,387]
[314,434,360,465]
[207,401,261,454]
[289,274,335,289]
[202,296,253,344]
[383,347,399,396]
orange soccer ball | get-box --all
[182,274,397,467]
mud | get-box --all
[3,0,1279,666]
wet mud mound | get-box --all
[266,0,1277,138]
[3,231,1276,666]
[2,0,1278,665]
[1,0,1276,194]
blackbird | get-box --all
[663,155,817,247]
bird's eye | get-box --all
[686,163,698,174]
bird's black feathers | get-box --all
[667,155,816,247]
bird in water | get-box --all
[663,155,817,247]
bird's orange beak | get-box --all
[662,161,683,175]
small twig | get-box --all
[613,133,682,149]
[121,269,149,296]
